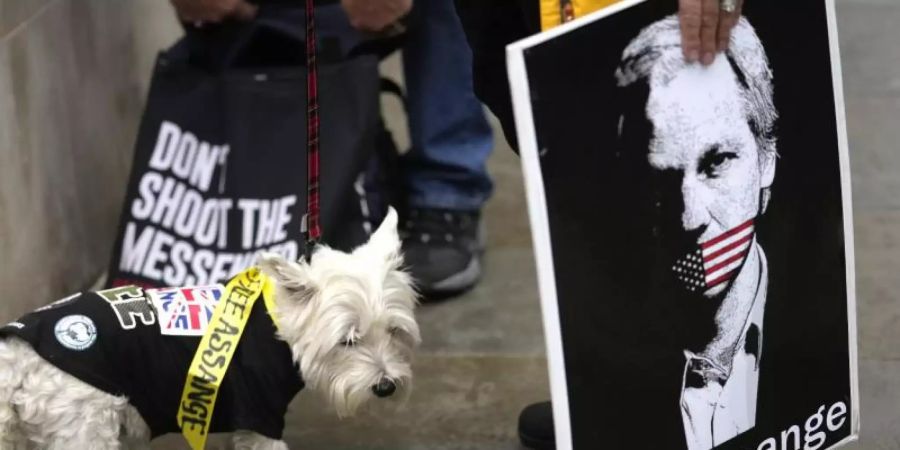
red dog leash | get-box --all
[304,0,321,255]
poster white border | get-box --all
[824,0,861,444]
[506,0,860,448]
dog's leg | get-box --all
[232,431,289,450]
[120,406,151,450]
[0,339,34,449]
[11,350,129,450]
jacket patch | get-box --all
[98,286,157,330]
[54,315,98,351]
[149,285,224,336]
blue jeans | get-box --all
[401,0,495,211]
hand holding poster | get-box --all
[507,1,859,449]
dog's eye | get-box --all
[340,338,356,347]
[389,326,402,336]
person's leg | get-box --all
[401,0,494,212]
[454,0,539,151]
[399,0,494,297]
[454,2,555,449]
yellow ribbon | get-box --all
[177,267,270,450]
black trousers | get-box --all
[454,0,540,152]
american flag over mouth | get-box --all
[672,219,755,293]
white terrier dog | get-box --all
[0,208,420,450]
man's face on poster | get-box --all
[643,58,776,298]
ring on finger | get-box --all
[720,0,737,13]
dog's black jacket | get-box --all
[0,286,304,440]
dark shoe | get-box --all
[400,208,485,299]
[519,401,555,450]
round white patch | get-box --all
[54,315,98,351]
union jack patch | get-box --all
[148,285,224,336]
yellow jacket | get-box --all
[540,0,621,30]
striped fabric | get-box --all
[672,219,755,293]
[305,0,321,252]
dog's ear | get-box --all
[257,252,311,296]
[359,206,401,259]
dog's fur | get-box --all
[0,208,420,449]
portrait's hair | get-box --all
[614,15,778,157]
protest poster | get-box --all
[508,1,859,448]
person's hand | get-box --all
[678,0,743,65]
[170,0,258,24]
[341,0,412,33]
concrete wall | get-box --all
[0,0,179,321]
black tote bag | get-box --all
[106,8,383,289]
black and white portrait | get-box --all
[615,15,776,448]
[508,1,858,449]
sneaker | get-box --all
[400,207,485,299]
[519,401,555,450]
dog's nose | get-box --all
[372,378,396,398]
